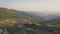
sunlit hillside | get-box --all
[0,7,41,26]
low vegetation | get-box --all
[0,7,60,34]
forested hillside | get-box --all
[0,7,41,27]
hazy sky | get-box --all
[0,0,60,11]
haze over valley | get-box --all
[0,0,60,34]
[26,11,60,20]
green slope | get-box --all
[0,7,41,26]
[44,18,60,25]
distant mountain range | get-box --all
[25,11,60,25]
[0,7,60,25]
[26,11,60,21]
[1,7,60,21]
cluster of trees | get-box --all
[0,23,60,34]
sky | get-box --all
[0,0,60,11]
